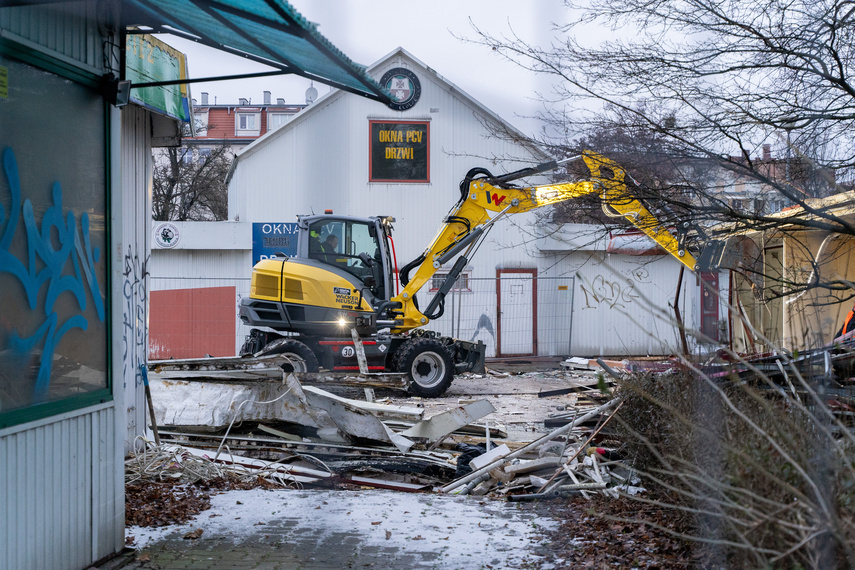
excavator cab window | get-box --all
[308,219,384,296]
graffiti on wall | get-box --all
[122,245,148,389]
[0,147,105,399]
[579,274,640,310]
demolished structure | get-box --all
[130,359,635,503]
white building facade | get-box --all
[152,48,717,360]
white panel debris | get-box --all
[401,399,496,440]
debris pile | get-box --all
[439,400,641,500]
[128,361,638,514]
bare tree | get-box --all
[467,5,855,564]
[470,0,855,304]
[152,144,232,221]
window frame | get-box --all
[429,271,472,293]
[267,112,291,130]
[0,40,113,430]
[193,110,209,135]
[235,111,260,135]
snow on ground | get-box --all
[128,487,559,568]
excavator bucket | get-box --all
[695,239,728,272]
[695,236,754,272]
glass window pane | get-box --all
[0,54,108,417]
[308,219,380,283]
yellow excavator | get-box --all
[239,152,725,396]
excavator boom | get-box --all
[389,151,702,332]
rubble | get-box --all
[128,358,641,530]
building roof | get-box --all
[227,46,548,180]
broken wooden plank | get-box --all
[151,370,409,390]
[180,446,330,484]
[149,355,409,389]
[382,420,508,440]
[563,464,591,499]
[561,357,594,370]
[149,354,289,371]
[556,482,606,491]
[348,476,430,492]
[538,380,608,398]
[150,368,285,381]
[256,423,303,442]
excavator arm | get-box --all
[387,151,706,333]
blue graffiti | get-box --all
[0,147,105,399]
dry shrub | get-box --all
[615,368,855,568]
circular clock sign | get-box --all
[380,67,421,111]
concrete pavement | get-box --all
[117,488,560,569]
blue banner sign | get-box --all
[252,223,298,265]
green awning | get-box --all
[122,0,391,104]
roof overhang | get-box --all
[120,0,391,105]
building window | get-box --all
[430,272,471,292]
[0,52,109,428]
[236,112,260,135]
[268,112,291,130]
[193,111,208,135]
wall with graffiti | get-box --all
[0,56,108,426]
[567,254,693,355]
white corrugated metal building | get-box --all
[152,47,720,360]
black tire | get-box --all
[393,337,454,397]
[264,339,320,373]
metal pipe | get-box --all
[674,266,690,356]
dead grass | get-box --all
[613,369,855,568]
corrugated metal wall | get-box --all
[120,104,152,449]
[557,253,694,356]
[0,2,104,73]
[0,407,122,570]
[150,249,252,354]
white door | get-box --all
[497,270,535,356]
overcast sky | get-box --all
[161,0,572,137]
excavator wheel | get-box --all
[264,339,320,373]
[393,337,454,397]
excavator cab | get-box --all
[298,214,395,303]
